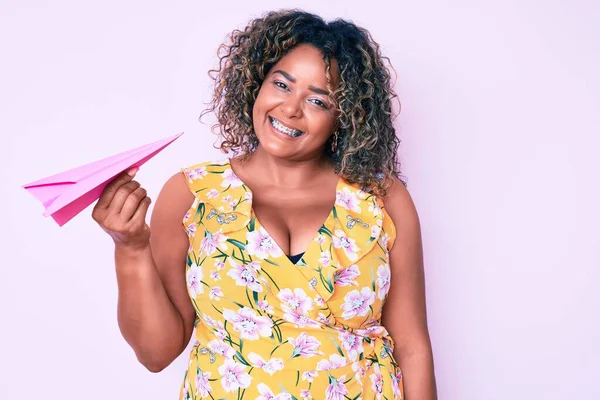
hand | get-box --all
[92,168,152,250]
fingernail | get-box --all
[127,168,138,176]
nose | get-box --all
[280,94,303,119]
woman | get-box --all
[93,9,437,400]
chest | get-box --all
[250,185,336,255]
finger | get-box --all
[107,180,141,215]
[96,168,138,209]
[119,186,147,221]
[129,195,152,226]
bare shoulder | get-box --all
[149,170,195,266]
[381,177,422,240]
[151,171,195,221]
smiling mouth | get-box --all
[268,116,304,138]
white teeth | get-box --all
[270,117,303,137]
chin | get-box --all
[256,138,297,159]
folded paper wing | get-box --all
[23,132,183,226]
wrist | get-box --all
[115,240,151,255]
[114,242,154,271]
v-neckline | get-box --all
[227,158,343,267]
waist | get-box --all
[192,321,396,373]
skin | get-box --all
[236,44,341,256]
[93,43,437,399]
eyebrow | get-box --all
[272,70,330,96]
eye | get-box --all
[311,99,329,109]
[274,81,289,91]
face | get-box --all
[251,44,339,160]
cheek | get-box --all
[252,92,264,117]
[253,87,277,117]
[307,112,336,138]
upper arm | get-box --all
[381,178,433,358]
[149,171,197,350]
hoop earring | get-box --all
[331,131,339,153]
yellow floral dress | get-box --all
[179,159,404,400]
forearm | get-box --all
[114,244,185,371]
[397,350,437,400]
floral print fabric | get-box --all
[179,159,403,399]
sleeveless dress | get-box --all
[179,159,404,400]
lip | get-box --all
[267,115,304,139]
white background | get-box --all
[1,0,599,398]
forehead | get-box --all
[270,44,340,85]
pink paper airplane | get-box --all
[23,132,184,226]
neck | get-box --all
[238,146,334,188]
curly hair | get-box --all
[201,9,405,195]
